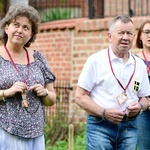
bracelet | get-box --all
[102,108,107,120]
[2,90,6,102]
[139,103,144,109]
[139,103,144,114]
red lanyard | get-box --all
[108,48,136,93]
[4,45,30,83]
[142,50,150,74]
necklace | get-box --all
[4,45,30,108]
[142,50,150,76]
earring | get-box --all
[140,40,143,46]
[140,40,142,44]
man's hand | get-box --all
[125,102,141,117]
[104,108,124,124]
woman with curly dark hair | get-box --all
[0,3,56,150]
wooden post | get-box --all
[68,124,74,150]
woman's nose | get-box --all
[17,27,23,33]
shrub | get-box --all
[45,123,86,150]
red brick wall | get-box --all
[30,16,149,123]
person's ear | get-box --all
[5,24,9,34]
[107,32,112,42]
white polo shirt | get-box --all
[77,47,150,111]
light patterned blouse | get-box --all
[0,50,55,138]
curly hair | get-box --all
[136,20,150,49]
[0,3,41,47]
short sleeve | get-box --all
[34,50,56,84]
[77,55,97,92]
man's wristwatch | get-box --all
[139,103,144,114]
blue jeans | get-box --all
[137,110,150,150]
[86,115,138,150]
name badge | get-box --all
[21,92,28,108]
[117,93,128,105]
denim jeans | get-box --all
[86,115,138,150]
[137,110,150,150]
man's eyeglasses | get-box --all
[142,30,150,37]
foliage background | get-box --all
[44,122,86,150]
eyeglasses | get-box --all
[142,30,150,36]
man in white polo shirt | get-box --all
[75,15,150,150]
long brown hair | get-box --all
[136,20,150,48]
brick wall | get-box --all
[30,16,149,123]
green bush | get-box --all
[40,7,71,22]
[39,0,71,22]
[45,123,86,150]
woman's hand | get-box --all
[6,81,27,97]
[28,83,56,106]
[28,84,47,97]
